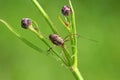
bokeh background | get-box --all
[0,0,120,80]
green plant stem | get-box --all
[62,47,72,66]
[32,0,72,67]
[0,19,43,53]
[32,0,84,80]
[0,19,67,66]
[71,67,84,80]
[69,0,77,69]
[29,27,68,66]
[69,0,84,80]
[32,0,58,34]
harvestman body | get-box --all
[49,34,98,47]
[49,34,64,47]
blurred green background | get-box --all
[0,0,120,80]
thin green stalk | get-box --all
[58,16,71,32]
[69,0,84,80]
[0,19,43,53]
[29,27,68,66]
[71,67,84,80]
[32,0,58,34]
[62,47,72,66]
[69,0,77,69]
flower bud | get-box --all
[21,18,32,29]
[61,5,72,16]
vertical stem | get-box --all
[71,67,84,80]
[69,0,84,80]
[69,0,77,67]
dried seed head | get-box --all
[21,18,32,29]
[49,34,64,46]
[61,5,72,16]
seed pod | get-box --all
[61,5,72,16]
[49,34,64,46]
[21,18,32,29]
